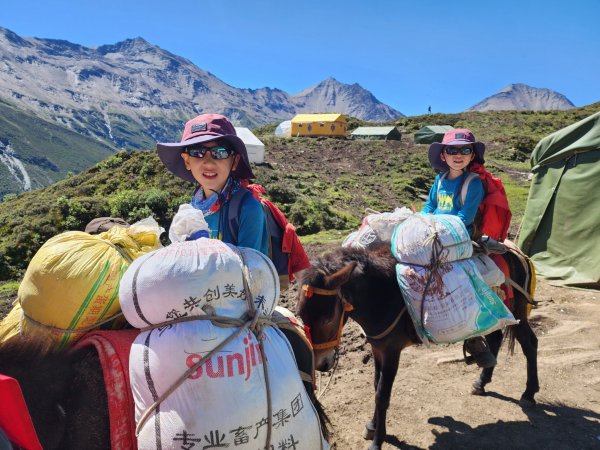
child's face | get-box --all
[441,145,475,172]
[181,140,240,197]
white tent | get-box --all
[234,127,265,164]
[274,120,292,137]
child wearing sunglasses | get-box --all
[422,128,485,237]
[157,114,269,254]
[422,128,498,369]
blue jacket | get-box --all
[203,190,269,256]
[422,171,484,234]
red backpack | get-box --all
[440,162,512,241]
[228,183,311,288]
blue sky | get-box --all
[2,0,598,116]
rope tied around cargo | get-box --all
[413,226,472,335]
[18,307,125,335]
[237,248,274,450]
[419,228,444,328]
[134,249,275,450]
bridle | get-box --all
[302,283,407,349]
[302,284,353,351]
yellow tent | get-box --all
[291,113,347,137]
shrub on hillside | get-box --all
[109,188,170,222]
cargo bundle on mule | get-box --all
[0,218,163,349]
[344,210,517,345]
[119,237,329,450]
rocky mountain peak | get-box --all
[0,26,31,47]
[469,83,575,111]
[96,37,155,56]
[293,77,404,120]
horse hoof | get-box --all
[363,423,375,440]
[471,384,486,396]
[519,396,536,408]
[368,444,381,450]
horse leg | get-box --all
[363,352,382,440]
[471,330,503,396]
[366,346,401,450]
[514,320,539,407]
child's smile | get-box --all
[181,141,239,197]
[441,145,475,175]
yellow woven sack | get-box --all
[16,219,162,349]
[0,301,22,344]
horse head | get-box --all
[297,258,358,371]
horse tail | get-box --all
[503,325,517,355]
[502,248,535,355]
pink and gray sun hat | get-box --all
[428,128,485,171]
[157,113,255,183]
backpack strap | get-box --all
[437,171,479,207]
[460,172,480,206]
[227,188,252,246]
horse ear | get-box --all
[325,261,358,289]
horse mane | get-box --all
[0,336,67,369]
[304,243,397,287]
[0,337,111,449]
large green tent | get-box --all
[414,125,453,144]
[518,111,600,288]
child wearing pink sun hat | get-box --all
[157,113,269,254]
[422,128,498,369]
[422,128,485,236]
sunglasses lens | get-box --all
[186,146,233,159]
[186,147,206,158]
[211,148,233,159]
[445,146,473,155]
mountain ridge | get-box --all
[0,26,587,197]
[0,27,403,133]
[468,83,575,112]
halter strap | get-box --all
[366,306,406,340]
[302,284,339,298]
[302,283,354,351]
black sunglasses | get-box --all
[444,146,473,155]
[185,145,234,160]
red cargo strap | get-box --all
[0,374,43,450]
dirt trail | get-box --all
[284,279,600,449]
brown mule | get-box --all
[297,244,538,450]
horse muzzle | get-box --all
[314,348,337,372]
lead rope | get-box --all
[316,349,340,401]
[419,223,445,330]
[237,249,274,450]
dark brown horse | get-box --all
[0,337,110,449]
[297,244,538,450]
[0,328,329,449]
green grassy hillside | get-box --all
[0,103,598,281]
[0,98,120,197]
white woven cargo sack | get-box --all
[391,213,473,266]
[395,259,518,345]
[472,254,506,287]
[342,208,413,249]
[119,239,279,327]
[131,322,329,450]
